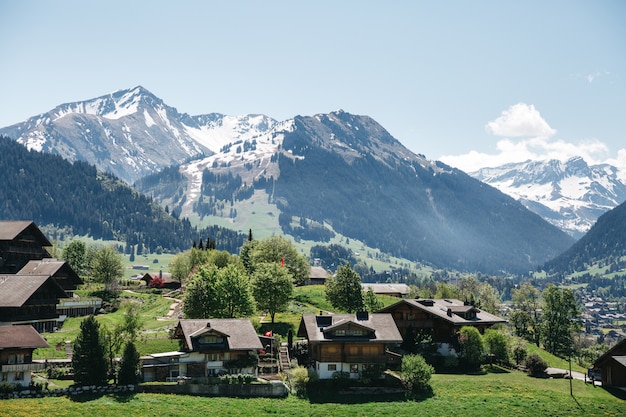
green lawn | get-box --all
[1,370,624,417]
[525,343,587,374]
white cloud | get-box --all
[485,103,556,138]
[440,103,622,173]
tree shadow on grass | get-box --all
[306,382,434,404]
[68,391,137,403]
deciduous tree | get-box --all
[249,236,310,285]
[217,263,255,318]
[62,240,87,276]
[509,282,541,345]
[90,245,123,292]
[325,264,365,313]
[252,262,293,324]
[540,285,580,357]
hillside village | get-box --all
[2,220,626,404]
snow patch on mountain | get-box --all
[471,157,626,238]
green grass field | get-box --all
[2,370,624,417]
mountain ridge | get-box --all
[470,157,626,238]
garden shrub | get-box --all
[525,353,548,377]
[401,354,434,393]
[289,366,310,397]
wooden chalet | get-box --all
[0,221,96,330]
[593,338,626,387]
[140,271,180,290]
[0,221,51,274]
[141,319,263,382]
[304,266,329,286]
[0,275,68,332]
[378,298,507,354]
[0,325,49,386]
[297,312,402,379]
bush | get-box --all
[289,366,310,397]
[401,354,434,393]
[459,326,484,371]
[524,353,548,377]
[0,382,14,394]
[483,329,510,365]
[511,340,528,365]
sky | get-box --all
[1,0,625,173]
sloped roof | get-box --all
[595,338,626,367]
[0,325,49,349]
[0,275,67,307]
[378,298,507,326]
[362,283,410,295]
[0,221,51,246]
[309,266,329,279]
[299,313,402,343]
[18,259,83,285]
[174,319,263,351]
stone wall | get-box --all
[137,381,289,398]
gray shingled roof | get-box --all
[0,275,67,307]
[175,319,263,351]
[0,325,49,349]
[379,298,507,326]
[0,221,51,246]
[299,313,402,343]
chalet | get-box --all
[378,298,507,354]
[593,338,626,387]
[297,312,402,379]
[140,271,180,290]
[0,221,97,330]
[362,283,410,298]
[141,319,263,382]
[0,325,49,386]
[0,275,68,332]
[0,221,51,274]
[304,266,329,286]
[18,259,83,298]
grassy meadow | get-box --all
[2,370,625,417]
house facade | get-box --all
[140,271,180,290]
[0,325,48,386]
[297,312,402,379]
[378,298,507,354]
[141,319,263,382]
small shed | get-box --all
[593,339,626,387]
[140,271,180,290]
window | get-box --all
[200,335,223,344]
[327,364,336,371]
[15,372,24,381]
[334,329,346,336]
[350,364,359,373]
[16,354,24,364]
[7,354,16,365]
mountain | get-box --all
[0,86,276,183]
[471,158,626,238]
[1,87,576,274]
[543,199,626,274]
[137,110,575,274]
[0,135,246,253]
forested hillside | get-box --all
[543,200,626,274]
[0,136,246,253]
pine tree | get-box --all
[118,341,140,385]
[72,315,108,386]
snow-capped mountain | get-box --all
[0,86,276,183]
[471,157,626,238]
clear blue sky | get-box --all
[1,0,624,172]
